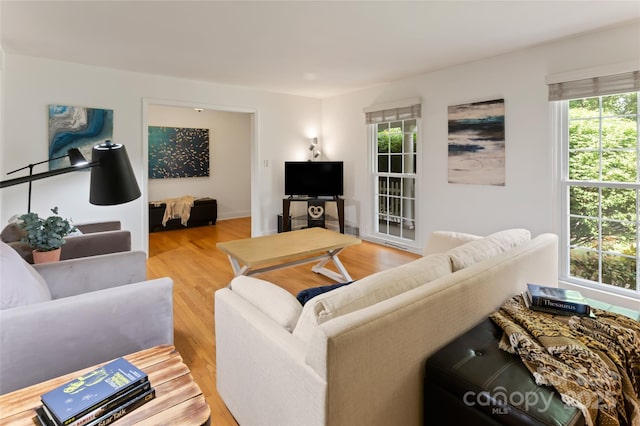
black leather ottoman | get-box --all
[424,319,584,426]
[149,197,217,232]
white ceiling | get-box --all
[1,1,639,98]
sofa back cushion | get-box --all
[0,241,52,309]
[423,231,482,255]
[446,228,531,272]
[292,253,452,342]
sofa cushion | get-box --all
[292,253,452,342]
[423,231,482,255]
[447,228,531,272]
[0,241,52,309]
[230,275,302,332]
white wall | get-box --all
[322,21,640,250]
[147,105,251,220]
[0,54,321,251]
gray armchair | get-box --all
[0,241,174,394]
[1,220,131,264]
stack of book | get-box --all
[523,283,594,317]
[35,357,155,426]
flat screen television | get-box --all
[284,161,343,197]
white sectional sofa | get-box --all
[214,229,559,426]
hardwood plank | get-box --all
[147,217,420,425]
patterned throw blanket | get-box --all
[489,295,640,426]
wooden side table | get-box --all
[0,345,210,426]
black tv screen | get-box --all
[284,161,343,197]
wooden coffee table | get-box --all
[217,227,361,282]
[0,345,210,426]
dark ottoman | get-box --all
[424,318,584,426]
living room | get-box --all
[1,2,639,425]
[3,4,639,299]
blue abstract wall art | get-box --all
[48,105,113,170]
[447,98,505,186]
[148,126,210,179]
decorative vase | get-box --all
[32,248,61,264]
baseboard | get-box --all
[217,210,251,221]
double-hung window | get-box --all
[552,70,640,299]
[364,99,421,247]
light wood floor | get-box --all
[146,217,420,425]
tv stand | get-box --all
[282,197,345,233]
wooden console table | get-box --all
[0,345,210,426]
[282,197,345,233]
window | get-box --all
[374,119,417,241]
[554,71,639,299]
[364,98,421,247]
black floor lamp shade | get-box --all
[89,142,141,205]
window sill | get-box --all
[558,280,639,311]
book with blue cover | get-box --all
[526,283,592,316]
[40,357,148,425]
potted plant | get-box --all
[18,207,76,263]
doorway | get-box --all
[142,99,257,253]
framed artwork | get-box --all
[148,126,210,179]
[447,98,505,186]
[48,105,113,170]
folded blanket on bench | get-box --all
[151,195,196,226]
[490,295,640,426]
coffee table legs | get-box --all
[226,255,249,276]
[225,248,353,283]
[311,248,353,282]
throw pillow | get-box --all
[296,281,354,306]
[447,228,531,272]
[0,241,52,309]
[230,275,302,332]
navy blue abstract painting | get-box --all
[448,99,505,186]
[148,126,210,179]
[48,105,113,170]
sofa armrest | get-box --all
[0,278,173,395]
[229,276,302,332]
[34,251,147,299]
[60,230,131,260]
[74,221,121,233]
[215,288,326,426]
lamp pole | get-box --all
[3,150,90,212]
[1,141,141,208]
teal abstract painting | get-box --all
[148,126,210,179]
[48,105,113,170]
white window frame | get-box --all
[364,118,424,254]
[556,95,640,303]
[371,118,419,248]
[363,99,423,253]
